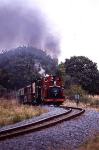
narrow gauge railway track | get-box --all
[0,106,85,141]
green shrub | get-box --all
[65,85,86,100]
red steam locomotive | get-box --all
[18,75,65,104]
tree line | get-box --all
[0,46,99,95]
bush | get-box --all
[65,85,99,108]
[0,85,7,97]
[65,85,86,100]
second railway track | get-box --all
[0,106,85,141]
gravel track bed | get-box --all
[0,106,67,132]
[0,109,99,150]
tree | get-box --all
[0,69,9,88]
[64,56,99,94]
[0,46,57,89]
[58,62,72,88]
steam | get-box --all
[34,62,45,76]
[39,67,45,76]
[0,0,60,58]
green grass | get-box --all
[0,99,48,127]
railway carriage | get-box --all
[17,75,65,104]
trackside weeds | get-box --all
[0,99,48,127]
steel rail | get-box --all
[0,106,85,141]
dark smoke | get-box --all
[0,0,60,58]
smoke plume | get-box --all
[0,0,60,58]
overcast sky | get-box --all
[1,0,99,67]
[30,0,99,67]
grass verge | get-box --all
[0,99,48,127]
[63,95,99,111]
[79,135,99,150]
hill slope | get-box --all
[0,46,57,89]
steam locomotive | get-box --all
[17,75,65,105]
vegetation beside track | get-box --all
[63,96,99,111]
[63,84,99,110]
[0,99,48,127]
[79,135,99,150]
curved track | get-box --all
[0,106,85,141]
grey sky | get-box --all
[0,0,99,67]
[0,0,60,58]
[34,0,99,67]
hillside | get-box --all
[0,46,57,89]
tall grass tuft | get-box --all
[0,99,47,127]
